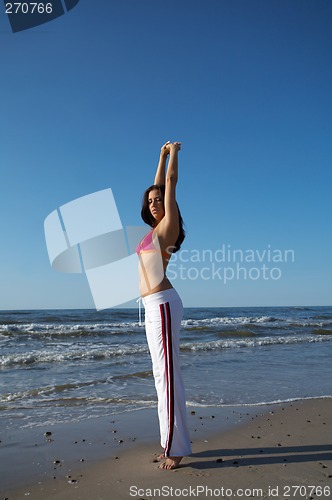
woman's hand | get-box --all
[166,141,181,154]
[160,141,171,158]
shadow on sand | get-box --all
[187,443,332,469]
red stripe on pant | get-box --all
[160,302,174,457]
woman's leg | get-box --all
[144,291,192,465]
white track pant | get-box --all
[143,288,192,457]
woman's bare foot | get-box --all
[158,456,183,470]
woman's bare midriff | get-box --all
[140,276,173,298]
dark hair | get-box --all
[141,184,185,253]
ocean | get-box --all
[1,306,332,432]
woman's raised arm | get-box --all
[159,142,181,237]
[166,142,181,185]
[154,141,170,185]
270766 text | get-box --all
[282,485,330,497]
[5,3,53,14]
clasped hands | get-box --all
[160,141,181,157]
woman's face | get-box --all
[148,189,165,223]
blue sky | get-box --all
[0,0,331,310]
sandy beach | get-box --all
[1,397,331,499]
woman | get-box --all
[136,141,192,470]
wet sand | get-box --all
[1,398,332,499]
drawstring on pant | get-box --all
[136,297,143,326]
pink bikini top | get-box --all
[136,229,170,259]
